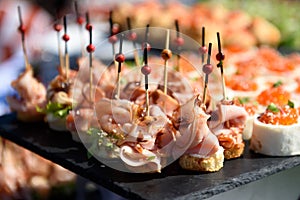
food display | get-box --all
[3,0,300,178]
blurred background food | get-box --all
[1,0,300,199]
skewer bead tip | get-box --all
[86,44,95,53]
[161,49,172,60]
[115,53,125,63]
[18,25,26,33]
[53,24,62,32]
[203,63,213,74]
[85,23,93,31]
[62,34,70,41]
[109,35,118,44]
[142,42,151,51]
[199,46,208,54]
[141,65,151,75]
[216,52,225,61]
[127,32,137,41]
[77,16,84,25]
[175,37,184,46]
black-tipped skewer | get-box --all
[75,1,85,57]
[216,32,226,100]
[141,47,151,116]
[17,6,30,70]
[202,43,213,105]
[62,16,70,79]
[114,34,125,99]
[86,24,95,102]
[174,19,184,71]
[127,17,139,67]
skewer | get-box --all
[141,47,151,116]
[202,43,213,105]
[115,34,125,99]
[86,24,95,103]
[142,24,151,52]
[53,18,63,68]
[126,17,139,67]
[108,10,118,68]
[161,29,172,94]
[199,27,207,64]
[216,32,227,100]
[75,1,85,57]
[174,20,184,71]
[62,16,70,79]
[17,6,30,70]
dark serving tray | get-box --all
[0,113,300,200]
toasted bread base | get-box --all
[179,147,224,172]
[224,142,245,160]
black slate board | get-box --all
[0,113,300,200]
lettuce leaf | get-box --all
[37,101,72,118]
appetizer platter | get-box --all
[1,0,300,198]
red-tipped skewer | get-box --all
[202,43,213,104]
[199,27,208,64]
[62,16,70,79]
[75,1,85,57]
[108,10,118,68]
[86,23,95,102]
[17,6,30,70]
[53,18,63,68]
[141,46,151,116]
[161,29,172,94]
[115,34,125,99]
[216,32,226,100]
[126,17,139,67]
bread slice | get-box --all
[179,147,224,172]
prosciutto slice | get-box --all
[171,95,220,158]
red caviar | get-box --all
[259,105,298,125]
[257,86,290,106]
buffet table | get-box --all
[1,113,300,200]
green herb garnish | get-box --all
[238,97,250,104]
[267,103,280,113]
[37,101,72,118]
[288,100,295,108]
[147,156,156,161]
[273,81,283,88]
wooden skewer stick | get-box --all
[174,19,183,71]
[115,34,125,99]
[75,1,85,57]
[161,29,172,94]
[126,17,139,67]
[17,6,30,70]
[108,10,118,69]
[201,27,207,64]
[216,32,227,100]
[53,18,63,68]
[62,16,70,80]
[202,43,213,105]
[86,24,95,103]
[141,47,151,116]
